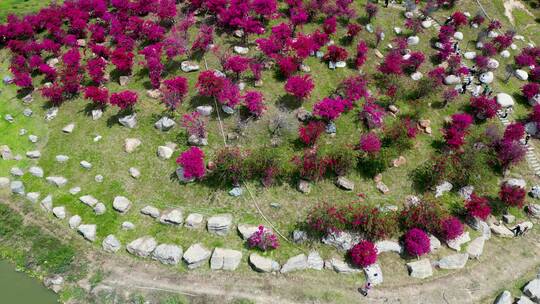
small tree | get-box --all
[176,147,206,180]
[313,97,346,121]
[243,90,266,118]
[365,2,378,23]
[84,86,109,109]
[470,96,500,120]
[298,120,326,146]
[196,70,225,98]
[350,240,378,268]
[403,228,431,257]
[355,40,369,69]
[181,112,207,139]
[224,55,250,80]
[359,132,381,154]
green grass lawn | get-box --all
[1,1,540,302]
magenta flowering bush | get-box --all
[84,86,109,108]
[313,97,346,121]
[247,226,279,251]
[285,75,314,102]
[350,240,378,268]
[465,194,491,221]
[470,96,500,120]
[443,113,473,150]
[176,147,206,180]
[403,228,431,257]
[196,70,225,98]
[224,55,250,79]
[110,90,138,111]
[360,102,385,129]
[522,83,540,101]
[162,76,188,111]
[339,75,369,103]
[439,216,464,241]
[181,112,207,139]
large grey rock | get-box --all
[181,61,200,72]
[157,146,173,160]
[46,176,67,187]
[102,235,121,253]
[447,231,470,251]
[505,178,526,189]
[292,230,307,243]
[152,244,183,265]
[78,224,97,242]
[458,186,474,200]
[160,209,184,225]
[444,75,461,85]
[141,206,160,218]
[233,46,249,54]
[464,51,476,60]
[62,123,75,133]
[45,107,58,121]
[154,117,176,131]
[530,186,540,199]
[490,223,514,237]
[466,237,485,259]
[528,204,540,218]
[437,253,469,269]
[52,206,66,219]
[129,167,140,179]
[119,114,137,129]
[29,166,44,178]
[281,254,308,273]
[112,196,131,213]
[524,279,540,302]
[26,192,40,203]
[407,259,433,279]
[26,150,41,159]
[479,71,494,84]
[435,181,453,197]
[364,263,383,285]
[487,58,499,70]
[124,138,141,153]
[183,243,211,269]
[196,105,213,116]
[80,161,92,169]
[494,290,512,304]
[10,181,24,195]
[516,69,529,81]
[40,195,53,212]
[93,203,106,215]
[92,109,103,120]
[207,214,233,236]
[28,135,38,143]
[43,275,64,294]
[407,36,419,45]
[69,215,81,229]
[237,224,259,240]
[79,195,98,207]
[335,176,354,191]
[375,240,402,254]
[249,253,280,273]
[307,251,324,270]
[122,221,135,230]
[56,155,69,162]
[10,167,23,177]
[210,248,242,270]
[322,231,360,252]
[184,213,204,228]
[0,145,12,160]
[516,295,535,304]
[127,236,157,258]
[327,258,360,274]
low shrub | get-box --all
[399,199,448,235]
[247,226,279,251]
[465,194,491,220]
[349,240,377,268]
[438,216,464,241]
[403,228,431,257]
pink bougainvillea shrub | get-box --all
[176,147,206,180]
[247,225,279,251]
[243,90,266,118]
[443,113,473,150]
[161,76,188,111]
[349,240,378,268]
[470,96,500,120]
[313,97,347,121]
[359,132,381,154]
[181,112,207,139]
[403,228,431,257]
[285,75,314,102]
[84,86,109,108]
[298,121,326,146]
[196,70,225,98]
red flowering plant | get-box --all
[405,17,424,35]
[323,16,337,35]
[110,90,138,112]
[84,86,109,109]
[350,240,377,268]
[443,113,473,150]
[449,11,468,28]
[522,83,540,101]
[465,194,492,221]
[403,228,431,257]
[438,216,464,241]
[493,139,526,171]
[176,147,206,181]
[191,24,214,55]
[442,88,459,107]
[365,2,378,23]
[359,132,382,154]
[161,76,189,112]
[285,75,314,102]
[217,78,241,108]
[360,102,385,129]
[531,104,540,128]
[276,55,298,78]
[298,120,326,146]
[399,199,448,235]
[313,97,347,121]
[323,45,348,63]
[470,96,501,120]
[86,57,107,84]
[211,147,249,186]
[110,47,134,75]
[499,183,526,209]
[503,123,525,142]
[247,226,279,251]
[139,44,163,89]
[288,33,317,61]
[41,83,64,105]
[243,91,266,118]
[378,52,404,75]
[181,112,207,139]
[347,23,362,39]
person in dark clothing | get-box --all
[384,0,389,7]
[511,225,521,237]
[359,282,372,296]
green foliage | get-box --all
[0,204,23,238]
[322,145,357,176]
[31,235,75,273]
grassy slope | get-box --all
[1,1,540,303]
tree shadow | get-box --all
[276,94,302,111]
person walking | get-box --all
[359,282,372,297]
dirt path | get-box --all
[503,0,534,25]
